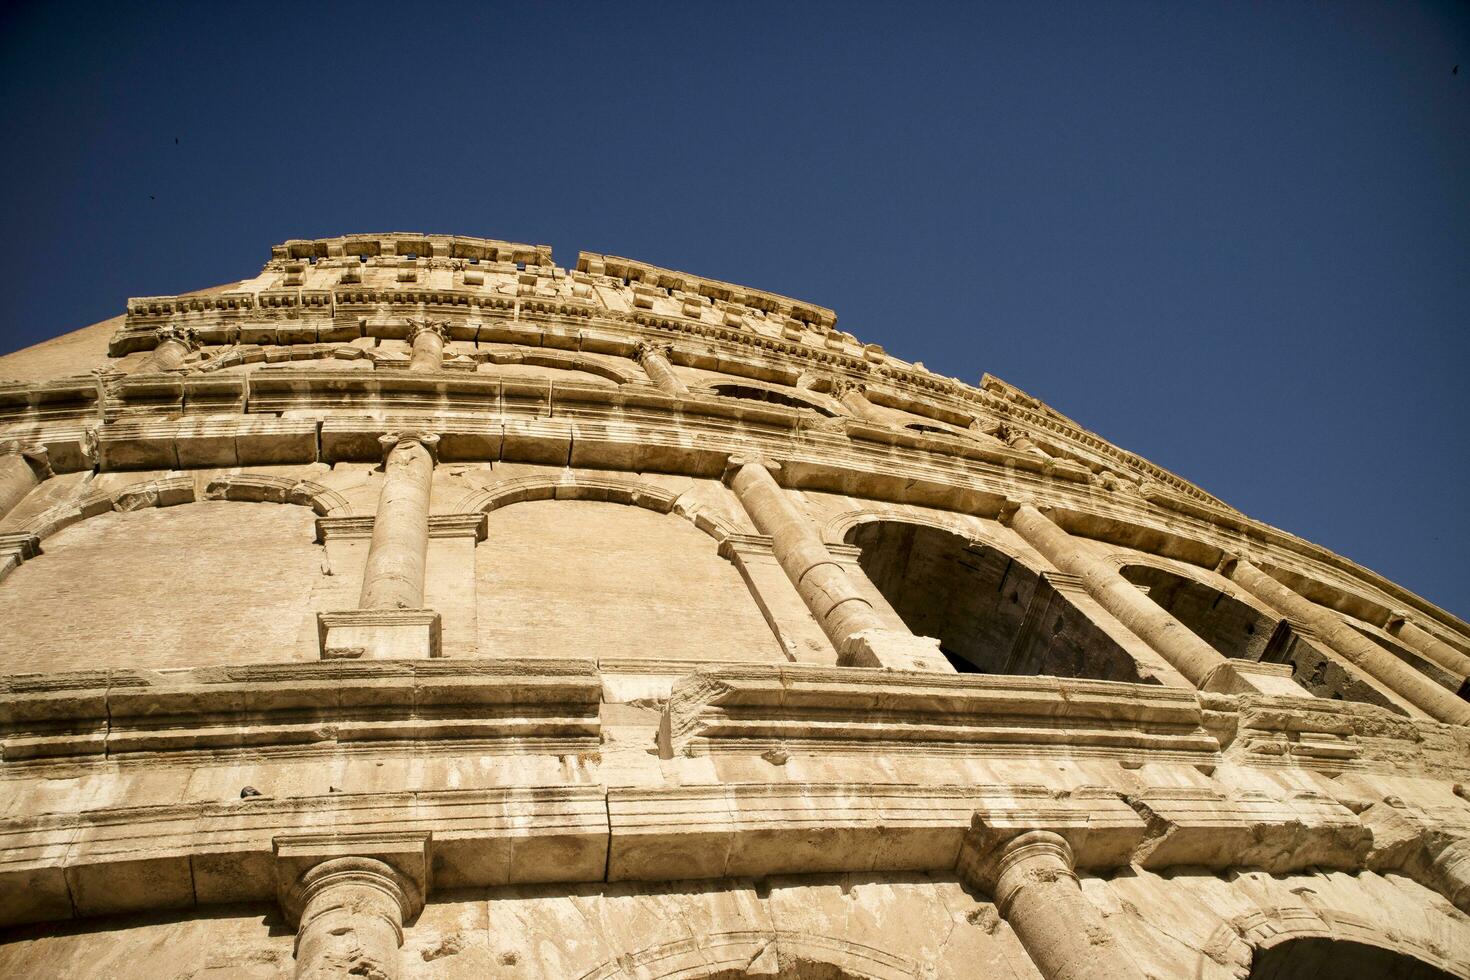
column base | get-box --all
[1200,658,1309,696]
[317,609,442,660]
[838,629,956,673]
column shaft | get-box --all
[408,324,446,372]
[1226,558,1470,725]
[726,458,882,646]
[0,448,45,521]
[724,456,953,671]
[990,832,1146,980]
[359,435,435,610]
[1005,503,1226,687]
[288,858,416,980]
[1388,616,1470,681]
[636,342,690,396]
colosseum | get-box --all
[0,232,1467,979]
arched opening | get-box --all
[474,500,781,662]
[1119,563,1434,707]
[1247,937,1457,979]
[847,521,1150,681]
[903,422,968,439]
[1120,564,1273,661]
[0,501,324,671]
[709,382,838,416]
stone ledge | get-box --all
[3,777,1467,930]
[660,664,1220,763]
[0,660,601,764]
[0,785,607,927]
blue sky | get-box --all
[1,1,1466,616]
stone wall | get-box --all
[1,232,1468,979]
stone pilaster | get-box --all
[407,320,449,372]
[724,455,952,672]
[635,341,690,396]
[1222,556,1470,725]
[0,443,49,522]
[135,326,198,373]
[965,831,1146,980]
[1386,611,1470,681]
[1002,501,1294,694]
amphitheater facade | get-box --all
[0,233,1468,979]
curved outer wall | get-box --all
[0,233,1468,979]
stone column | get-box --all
[284,857,422,980]
[407,320,448,372]
[981,831,1146,980]
[724,454,952,671]
[360,433,438,610]
[831,379,880,421]
[135,326,198,373]
[1003,501,1232,690]
[1431,838,1470,913]
[1386,611,1470,681]
[635,341,690,396]
[1222,557,1470,725]
[0,443,49,522]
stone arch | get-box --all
[821,508,982,549]
[1230,905,1469,979]
[575,929,925,980]
[455,475,739,543]
[13,474,350,544]
[837,513,1154,681]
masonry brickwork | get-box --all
[0,233,1468,978]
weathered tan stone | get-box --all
[2,232,1468,978]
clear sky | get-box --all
[2,2,1466,617]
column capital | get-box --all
[722,452,781,486]
[634,339,675,361]
[830,377,867,398]
[406,318,450,344]
[1214,553,1245,576]
[274,832,429,927]
[379,431,440,463]
[154,325,199,352]
[0,442,51,479]
[962,829,1077,906]
[997,496,1049,525]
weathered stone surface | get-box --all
[2,232,1469,977]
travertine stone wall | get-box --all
[474,499,782,661]
[0,501,323,671]
[1,232,1468,979]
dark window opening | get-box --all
[849,521,1150,682]
[710,383,837,416]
